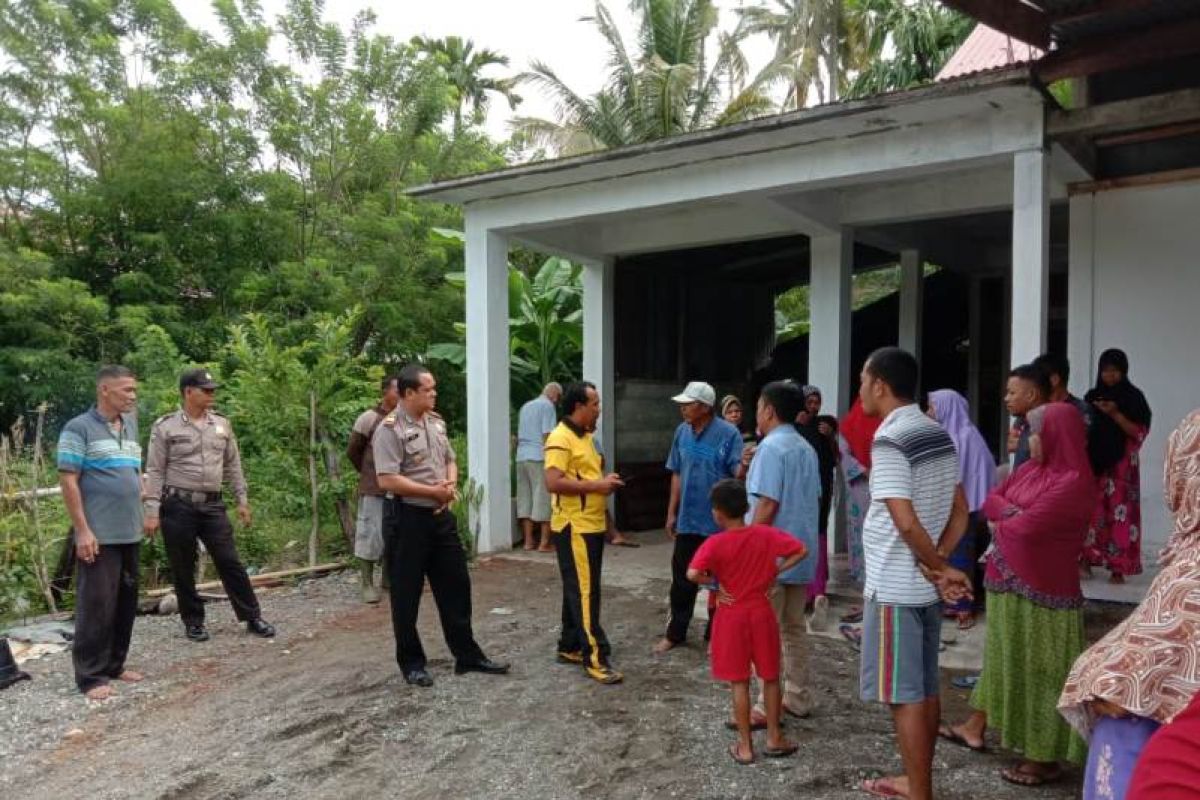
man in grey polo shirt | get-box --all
[515,382,561,551]
[56,365,147,700]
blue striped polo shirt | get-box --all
[56,407,143,544]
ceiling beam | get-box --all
[1047,0,1160,25]
[1047,88,1200,139]
[1034,19,1200,83]
[940,1,1051,49]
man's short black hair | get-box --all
[759,380,804,425]
[96,365,134,385]
[1009,363,1052,400]
[865,347,919,401]
[561,381,596,417]
[397,364,431,396]
[1032,353,1070,384]
[710,478,749,519]
[381,374,400,393]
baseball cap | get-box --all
[179,368,219,391]
[671,381,716,407]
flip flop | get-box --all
[611,540,640,548]
[840,623,862,651]
[951,675,980,690]
[861,777,908,798]
[763,742,799,758]
[938,723,987,753]
[1000,764,1063,787]
[728,743,755,766]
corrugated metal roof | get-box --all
[937,23,1043,81]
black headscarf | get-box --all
[795,385,835,532]
[1084,348,1152,473]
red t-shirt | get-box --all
[689,525,806,610]
[1128,692,1200,800]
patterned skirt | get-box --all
[971,591,1088,763]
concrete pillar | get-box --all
[464,220,511,554]
[583,258,616,467]
[1010,148,1050,366]
[1067,193,1096,397]
[898,249,923,357]
[808,230,853,415]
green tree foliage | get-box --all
[513,0,781,156]
[844,0,972,98]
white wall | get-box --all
[1073,179,1200,555]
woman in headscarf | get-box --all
[834,399,880,630]
[796,384,836,629]
[1059,409,1200,800]
[927,389,998,629]
[940,404,1095,786]
[1083,349,1152,583]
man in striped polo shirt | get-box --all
[57,365,148,700]
[857,348,971,800]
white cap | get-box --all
[671,381,716,407]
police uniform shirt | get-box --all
[372,408,455,508]
[144,410,249,515]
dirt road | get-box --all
[2,548,1081,800]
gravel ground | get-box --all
[1,556,1085,799]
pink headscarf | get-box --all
[982,403,1096,608]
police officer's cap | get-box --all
[179,368,219,392]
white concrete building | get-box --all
[412,3,1200,601]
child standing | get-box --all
[687,478,808,765]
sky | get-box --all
[173,0,775,141]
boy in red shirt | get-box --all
[687,478,808,765]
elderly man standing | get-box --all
[347,374,401,603]
[745,380,820,722]
[654,381,743,654]
[144,369,276,643]
[57,365,147,700]
[515,382,562,551]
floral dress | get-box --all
[1084,426,1147,577]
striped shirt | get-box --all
[863,404,959,606]
[56,407,144,545]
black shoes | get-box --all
[454,658,511,676]
[404,668,435,687]
[185,624,210,642]
[246,618,276,638]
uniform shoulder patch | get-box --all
[383,412,397,427]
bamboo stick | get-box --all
[144,561,348,597]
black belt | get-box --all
[385,496,446,516]
[164,486,222,504]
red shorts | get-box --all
[709,603,780,682]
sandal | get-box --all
[1000,763,1063,787]
[861,777,908,798]
[957,612,976,631]
[938,722,987,753]
[728,742,755,765]
[840,623,862,651]
[724,715,768,732]
[764,742,799,758]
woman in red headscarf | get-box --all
[940,403,1096,787]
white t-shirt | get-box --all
[862,404,960,606]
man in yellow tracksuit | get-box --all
[544,381,625,685]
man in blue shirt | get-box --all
[654,381,743,654]
[515,382,562,551]
[56,365,147,700]
[744,380,820,720]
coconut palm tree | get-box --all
[843,0,972,98]
[512,0,779,157]
[413,35,522,132]
[737,0,851,109]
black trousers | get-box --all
[384,502,485,673]
[555,525,611,669]
[73,542,140,692]
[161,496,260,627]
[665,533,705,643]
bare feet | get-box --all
[861,775,909,798]
[537,542,554,553]
[1109,573,1126,585]
[522,539,536,551]
[116,670,144,683]
[84,684,114,701]
[956,611,976,631]
[652,637,677,654]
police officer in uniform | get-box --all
[144,369,276,642]
[372,364,508,687]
